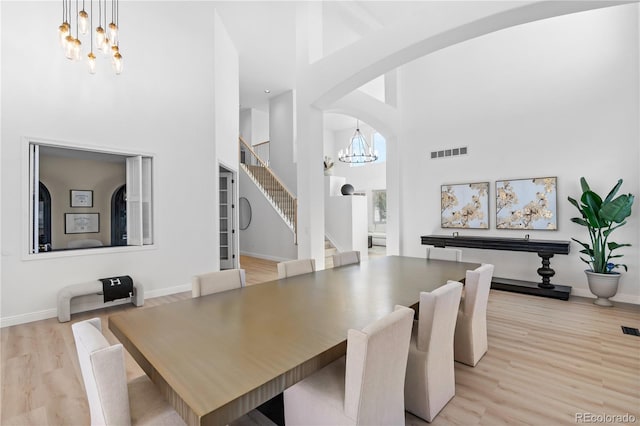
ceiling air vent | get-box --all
[430,146,468,159]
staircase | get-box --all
[239,137,297,243]
[325,238,336,268]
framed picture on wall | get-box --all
[495,177,557,230]
[441,182,489,229]
[70,189,93,207]
[65,213,100,234]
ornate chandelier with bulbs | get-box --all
[338,121,378,164]
[57,0,123,74]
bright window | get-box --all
[373,190,387,224]
[372,133,386,164]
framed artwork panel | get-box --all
[495,177,557,230]
[441,182,489,229]
[65,213,100,234]
[70,189,93,207]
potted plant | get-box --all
[568,177,635,306]
[324,156,334,176]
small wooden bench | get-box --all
[57,281,144,322]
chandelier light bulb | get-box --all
[64,35,75,59]
[95,26,105,48]
[79,10,89,35]
[111,45,119,58]
[72,38,82,61]
[58,22,70,47]
[108,22,118,45]
[88,52,97,74]
[101,37,111,55]
[113,52,123,74]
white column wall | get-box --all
[269,91,297,194]
[397,5,639,303]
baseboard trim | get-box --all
[146,284,191,298]
[569,287,640,305]
[1,308,58,328]
[0,283,192,328]
[240,251,294,263]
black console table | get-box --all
[421,235,571,300]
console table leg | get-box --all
[537,253,555,289]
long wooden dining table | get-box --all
[108,256,479,426]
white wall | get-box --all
[269,91,297,194]
[240,108,269,145]
[252,109,269,144]
[397,5,639,303]
[239,168,297,262]
[324,176,368,260]
[0,2,239,325]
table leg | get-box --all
[537,252,555,289]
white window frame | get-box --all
[23,137,156,260]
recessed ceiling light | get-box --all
[264,89,271,94]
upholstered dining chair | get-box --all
[192,269,245,298]
[284,305,414,426]
[454,263,495,366]
[277,258,316,279]
[404,280,464,422]
[426,246,462,262]
[72,318,187,426]
[332,250,361,267]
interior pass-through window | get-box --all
[28,142,153,254]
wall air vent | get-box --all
[430,146,468,159]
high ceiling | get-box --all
[213,1,436,118]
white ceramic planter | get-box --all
[585,270,620,307]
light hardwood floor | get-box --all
[2,256,639,425]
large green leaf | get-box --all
[608,242,631,250]
[570,217,589,227]
[600,194,634,223]
[603,179,623,203]
[567,196,581,212]
[571,238,591,250]
[581,191,603,227]
[604,221,627,236]
[580,177,591,193]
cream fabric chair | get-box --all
[332,251,361,267]
[426,246,462,262]
[454,263,495,366]
[284,305,414,426]
[277,258,316,279]
[192,269,245,298]
[72,318,186,426]
[404,281,463,422]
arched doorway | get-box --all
[111,185,127,246]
